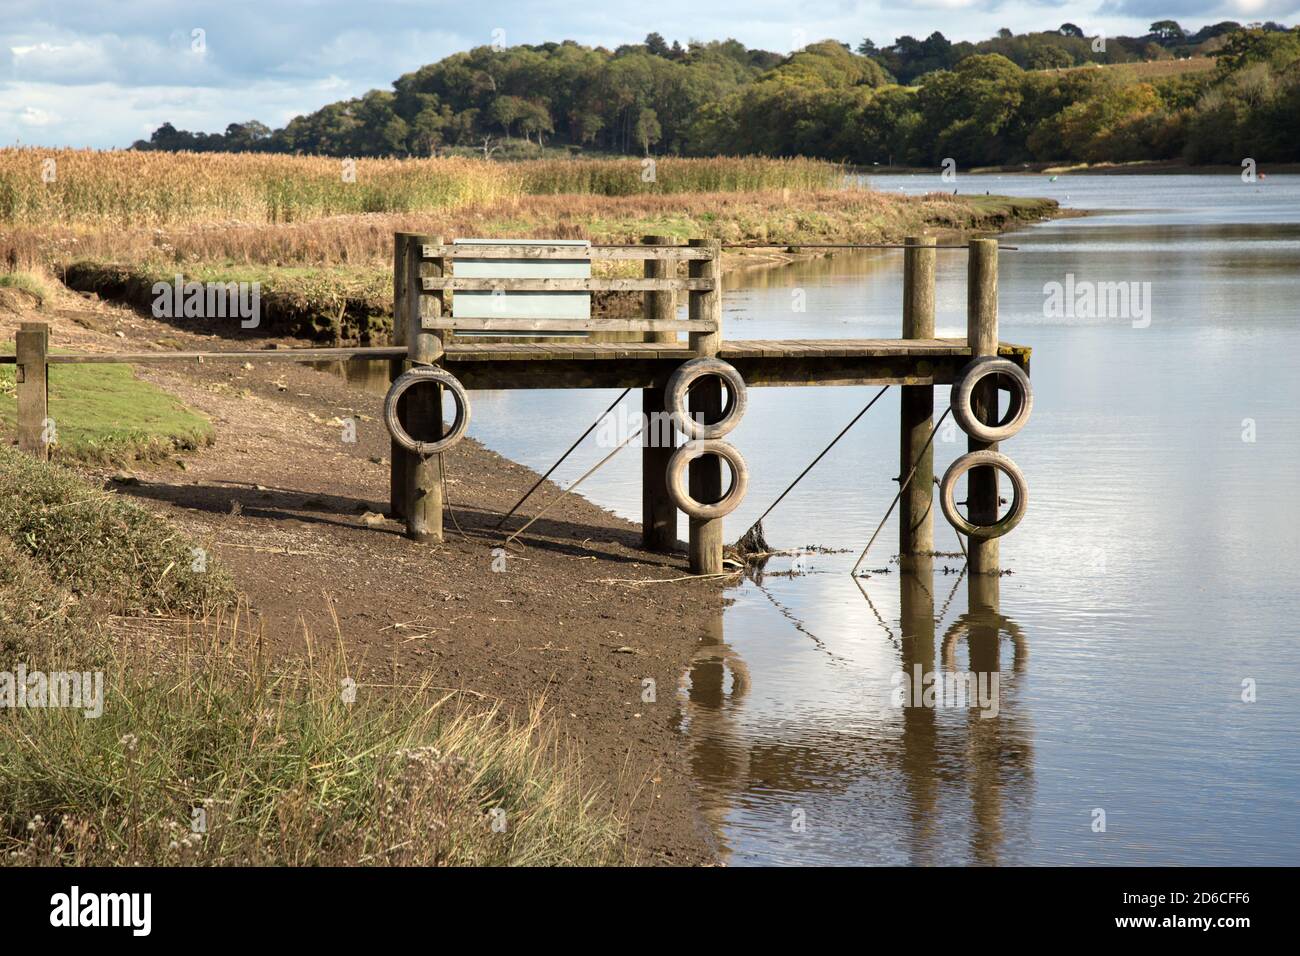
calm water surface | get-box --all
[361,174,1300,864]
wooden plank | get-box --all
[46,346,407,364]
[422,277,714,293]
[422,243,713,261]
[900,236,937,570]
[419,316,714,333]
[15,322,49,460]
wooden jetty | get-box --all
[5,234,1032,576]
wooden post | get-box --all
[967,238,999,575]
[405,234,446,543]
[687,238,723,575]
[389,234,410,519]
[899,236,936,570]
[15,322,49,461]
[641,235,677,551]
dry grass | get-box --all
[8,188,1057,273]
[0,149,838,229]
[0,624,630,866]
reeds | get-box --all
[0,148,840,228]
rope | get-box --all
[437,455,470,542]
[495,388,631,529]
[850,407,953,576]
[502,428,643,547]
[734,386,889,548]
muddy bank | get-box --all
[7,297,724,864]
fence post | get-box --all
[405,234,446,543]
[390,234,410,518]
[900,235,937,570]
[967,238,999,575]
[687,238,723,575]
[16,322,49,461]
[641,235,677,551]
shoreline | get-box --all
[1,196,1067,866]
[855,160,1300,177]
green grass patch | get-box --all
[0,271,54,307]
[0,627,629,866]
[0,446,232,624]
[1,348,213,463]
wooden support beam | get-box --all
[422,243,714,261]
[899,236,937,570]
[405,234,445,544]
[967,238,1000,576]
[421,276,713,293]
[416,316,715,333]
[641,236,678,552]
[15,322,49,461]
[688,238,724,575]
[390,234,410,519]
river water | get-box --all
[358,174,1300,864]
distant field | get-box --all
[1040,57,1217,78]
[0,150,840,228]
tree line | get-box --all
[134,22,1300,167]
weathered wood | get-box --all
[39,346,408,364]
[15,322,49,460]
[406,235,444,544]
[422,243,714,261]
[642,236,678,552]
[900,236,937,570]
[390,234,410,519]
[967,238,1000,575]
[421,277,714,293]
[24,338,1030,367]
[436,342,1029,390]
[688,238,724,575]
[418,316,714,333]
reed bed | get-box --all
[0,148,840,228]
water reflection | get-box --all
[682,556,1033,866]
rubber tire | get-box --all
[665,357,748,440]
[939,450,1028,539]
[666,439,749,520]
[384,366,471,456]
[951,356,1033,443]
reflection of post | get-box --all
[899,555,939,863]
[681,598,744,864]
[964,565,1003,864]
[966,239,999,575]
[966,564,1001,674]
[899,236,936,569]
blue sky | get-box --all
[4,0,1297,148]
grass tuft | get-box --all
[0,446,232,618]
[0,613,628,866]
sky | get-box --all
[3,0,1297,149]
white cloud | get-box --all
[2,0,1297,147]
